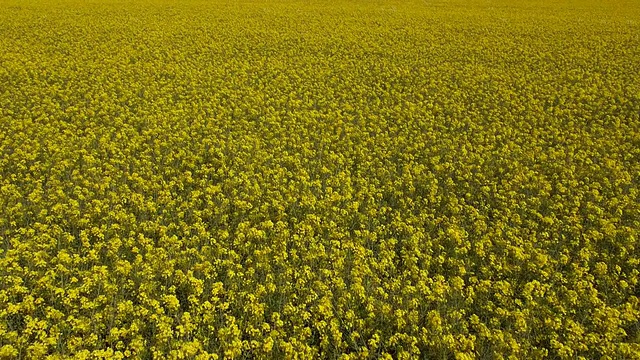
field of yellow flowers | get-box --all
[1,0,639,358]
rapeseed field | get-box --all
[1,0,639,358]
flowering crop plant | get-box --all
[1,0,639,358]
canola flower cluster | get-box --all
[1,0,639,358]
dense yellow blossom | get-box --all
[1,0,640,358]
